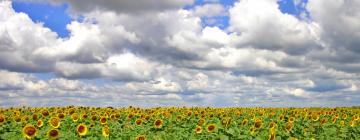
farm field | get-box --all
[0,106,359,140]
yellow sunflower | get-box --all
[195,126,202,134]
[71,113,79,122]
[241,119,248,126]
[135,119,142,126]
[288,117,295,123]
[154,119,163,129]
[268,131,276,140]
[135,135,146,140]
[284,122,293,132]
[100,116,107,125]
[22,124,37,139]
[254,119,262,129]
[102,126,110,137]
[0,114,5,124]
[37,120,43,127]
[76,124,88,136]
[49,117,61,128]
[47,129,60,139]
[206,124,216,133]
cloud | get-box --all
[306,0,360,73]
[48,0,194,14]
[193,3,227,17]
[228,0,319,55]
[1,0,360,107]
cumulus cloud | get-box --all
[193,3,227,17]
[228,0,319,55]
[1,0,360,107]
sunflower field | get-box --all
[0,106,359,140]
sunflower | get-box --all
[154,119,163,129]
[268,131,276,140]
[47,129,60,139]
[32,114,39,121]
[22,124,37,139]
[249,126,256,135]
[37,120,43,127]
[135,135,146,140]
[206,124,216,133]
[91,115,97,121]
[268,121,276,129]
[102,126,110,137]
[254,119,262,129]
[195,126,202,134]
[320,118,327,125]
[100,116,107,125]
[42,110,49,117]
[340,120,345,127]
[76,124,88,136]
[241,119,248,126]
[284,122,293,132]
[311,114,319,121]
[278,115,284,121]
[135,119,142,125]
[349,121,355,127]
[14,115,21,122]
[81,113,88,119]
[49,117,61,128]
[0,114,5,124]
[332,117,337,123]
[288,117,295,123]
[342,114,347,120]
[71,113,79,122]
[57,113,65,119]
[198,118,205,126]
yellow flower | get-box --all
[254,119,262,129]
[135,135,146,140]
[198,118,205,126]
[268,131,275,140]
[284,122,293,132]
[0,114,5,124]
[22,124,37,139]
[154,119,163,129]
[320,118,327,125]
[100,116,107,125]
[37,120,43,127]
[102,126,110,137]
[47,129,60,139]
[49,117,61,128]
[340,120,345,127]
[195,126,202,134]
[207,124,216,133]
[241,119,248,126]
[71,113,79,122]
[349,121,355,127]
[288,117,295,123]
[76,124,88,136]
[135,119,142,125]
[249,126,256,135]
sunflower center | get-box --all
[78,125,86,133]
[208,125,215,131]
[25,126,36,136]
[49,130,59,137]
[101,118,106,123]
[0,117,4,123]
[155,120,162,126]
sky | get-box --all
[0,0,359,107]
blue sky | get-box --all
[0,0,359,107]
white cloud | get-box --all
[228,0,319,55]
[1,0,360,107]
[193,3,226,17]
